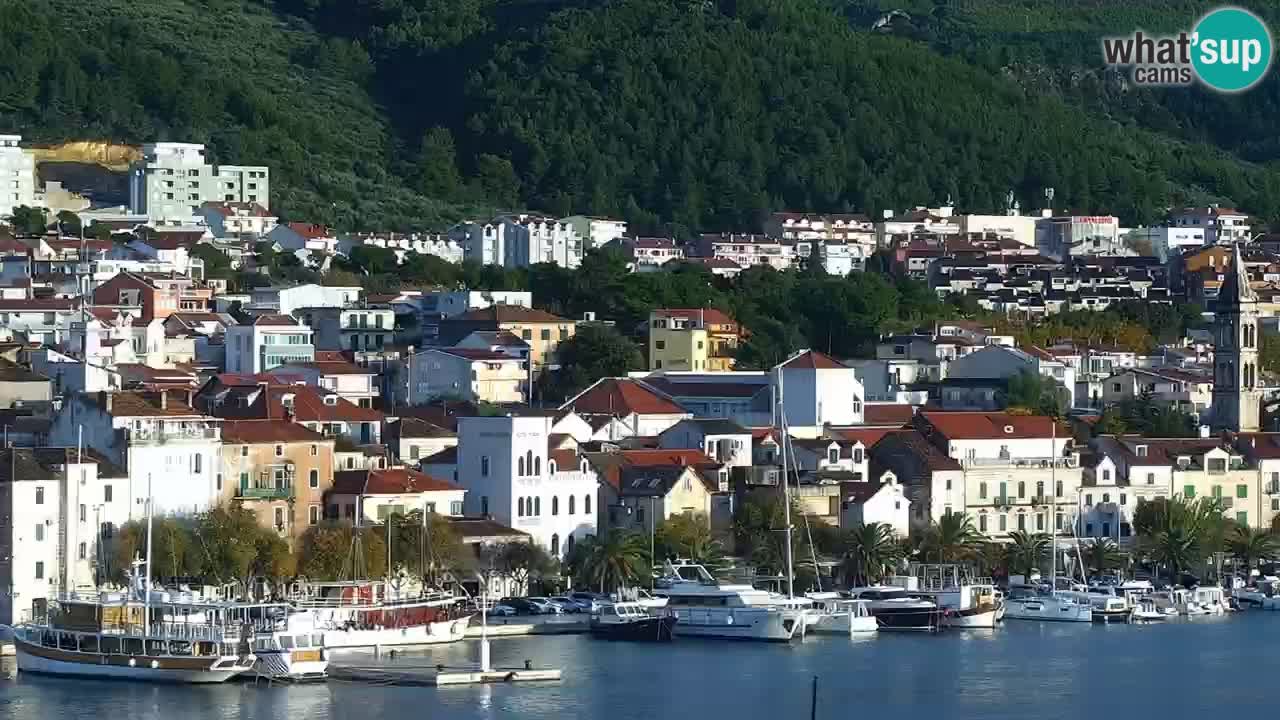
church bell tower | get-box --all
[1211,243,1261,433]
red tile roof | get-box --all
[221,420,328,444]
[331,467,459,495]
[861,404,915,426]
[830,427,901,448]
[563,378,687,416]
[96,391,204,418]
[201,201,273,218]
[779,349,845,370]
[919,412,1063,440]
[253,314,303,327]
[286,222,332,240]
[454,305,570,324]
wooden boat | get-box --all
[589,602,676,642]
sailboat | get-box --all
[1002,422,1093,623]
[5,472,258,682]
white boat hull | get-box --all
[254,650,329,681]
[321,617,470,651]
[668,607,803,641]
[1003,598,1093,623]
[942,608,999,629]
[13,640,247,684]
[806,612,878,635]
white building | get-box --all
[296,304,395,353]
[1036,215,1123,260]
[958,212,1039,247]
[794,240,868,275]
[1171,206,1251,245]
[455,415,598,559]
[0,448,131,625]
[225,314,315,375]
[49,391,223,516]
[560,378,692,439]
[266,222,339,255]
[196,202,278,238]
[415,290,533,319]
[0,135,37,219]
[128,142,269,223]
[839,472,911,537]
[248,283,360,316]
[657,418,753,468]
[562,215,628,250]
[616,237,685,271]
[764,212,876,246]
[455,215,584,268]
[328,467,466,526]
[1124,226,1205,260]
[773,350,865,433]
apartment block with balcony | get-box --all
[0,134,37,218]
[648,309,741,372]
[225,314,315,375]
[219,420,335,545]
[128,142,269,223]
[297,304,395,353]
[49,391,223,516]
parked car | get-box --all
[497,597,544,615]
[549,595,589,613]
[490,603,518,617]
[525,597,565,614]
[568,591,607,611]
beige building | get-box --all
[0,361,51,409]
[439,305,575,371]
[219,420,335,544]
[648,308,741,372]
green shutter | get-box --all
[1237,484,1248,499]
[1236,511,1249,527]
[1183,485,1196,499]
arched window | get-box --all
[525,450,533,476]
[566,534,575,556]
[1017,481,1026,498]
[517,498,525,517]
[979,482,987,499]
[552,496,559,515]
[518,457,526,476]
[584,494,592,514]
[534,497,541,515]
[1036,481,1044,498]
[535,456,542,475]
[550,533,560,556]
[569,495,576,515]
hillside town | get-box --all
[1,138,1280,635]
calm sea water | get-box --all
[0,614,1270,719]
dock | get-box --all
[464,616,587,637]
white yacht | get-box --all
[1003,585,1093,623]
[908,565,1001,629]
[804,593,877,635]
[845,587,945,632]
[653,562,809,642]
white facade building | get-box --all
[249,283,360,316]
[225,315,315,375]
[773,350,865,433]
[0,135,37,219]
[1171,206,1251,245]
[455,415,598,558]
[562,216,628,250]
[128,142,269,223]
[455,215,584,268]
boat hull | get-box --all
[1003,598,1093,623]
[589,617,677,642]
[941,606,999,629]
[254,649,329,681]
[13,638,247,684]
[806,613,878,635]
[668,608,802,641]
[871,607,945,633]
[320,616,471,651]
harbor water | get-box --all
[0,613,1267,719]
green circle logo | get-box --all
[1192,7,1273,92]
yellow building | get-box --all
[442,305,575,371]
[1170,441,1263,528]
[648,308,741,372]
[219,420,336,545]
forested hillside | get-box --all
[2,0,1278,233]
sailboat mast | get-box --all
[778,366,795,599]
[1050,421,1057,593]
[143,472,153,635]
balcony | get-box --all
[129,425,219,444]
[238,486,293,500]
[992,495,1012,508]
[961,456,1077,469]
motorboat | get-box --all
[845,587,945,632]
[907,565,1001,629]
[1002,585,1093,623]
[242,606,328,681]
[653,561,809,642]
[804,593,877,635]
[289,581,471,652]
[1190,586,1229,615]
[589,602,676,642]
[1131,596,1173,622]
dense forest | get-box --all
[2,0,1279,233]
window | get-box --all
[1184,485,1196,499]
[1017,514,1026,531]
[521,330,532,341]
[569,495,576,515]
[1120,494,1127,506]
[998,514,1007,532]
[1036,482,1044,498]
[274,507,285,529]
[309,469,319,489]
[1273,499,1279,512]
[104,485,113,502]
[1102,469,1111,482]
[79,504,86,523]
[35,487,43,505]
[481,456,490,477]
[78,542,87,560]
[309,505,320,525]
[978,514,988,532]
[410,446,420,460]
[534,497,541,515]
[552,497,559,515]
[35,524,44,541]
[34,561,43,580]
[481,496,489,515]
[636,506,645,525]
[242,446,249,457]
[193,454,202,474]
[1056,512,1064,530]
[1237,484,1249,499]
[1208,458,1226,473]
[1112,383,1121,392]
[584,495,592,514]
[827,448,839,464]
[1036,514,1044,531]
[979,482,988,500]
[451,501,463,515]
[275,445,284,457]
[1055,481,1063,497]
[311,444,318,457]
[655,340,666,350]
[1237,511,1249,526]
[550,534,560,556]
[1086,494,1093,506]
[540,329,551,341]
[518,457,526,476]
[1017,482,1026,499]
[1086,522,1094,536]
[853,449,864,464]
[1146,473,1155,485]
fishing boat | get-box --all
[804,593,877,635]
[909,565,1001,629]
[589,602,676,642]
[290,581,470,651]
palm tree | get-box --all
[1226,526,1278,572]
[575,532,651,593]
[1081,538,1125,577]
[1136,496,1228,581]
[921,513,981,563]
[841,523,902,587]
[975,541,1009,580]
[1006,531,1050,581]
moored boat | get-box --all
[289,581,471,651]
[907,565,1001,629]
[653,561,809,642]
[589,602,676,642]
[804,594,877,635]
[1002,585,1093,623]
[845,587,945,632]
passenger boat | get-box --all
[6,579,256,683]
[242,607,329,681]
[908,565,1001,629]
[804,593,877,635]
[589,602,676,642]
[652,561,809,642]
[845,587,945,632]
[289,581,471,651]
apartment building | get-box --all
[128,142,269,223]
[0,135,37,219]
[218,420,335,544]
[648,308,741,372]
[225,315,315,375]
